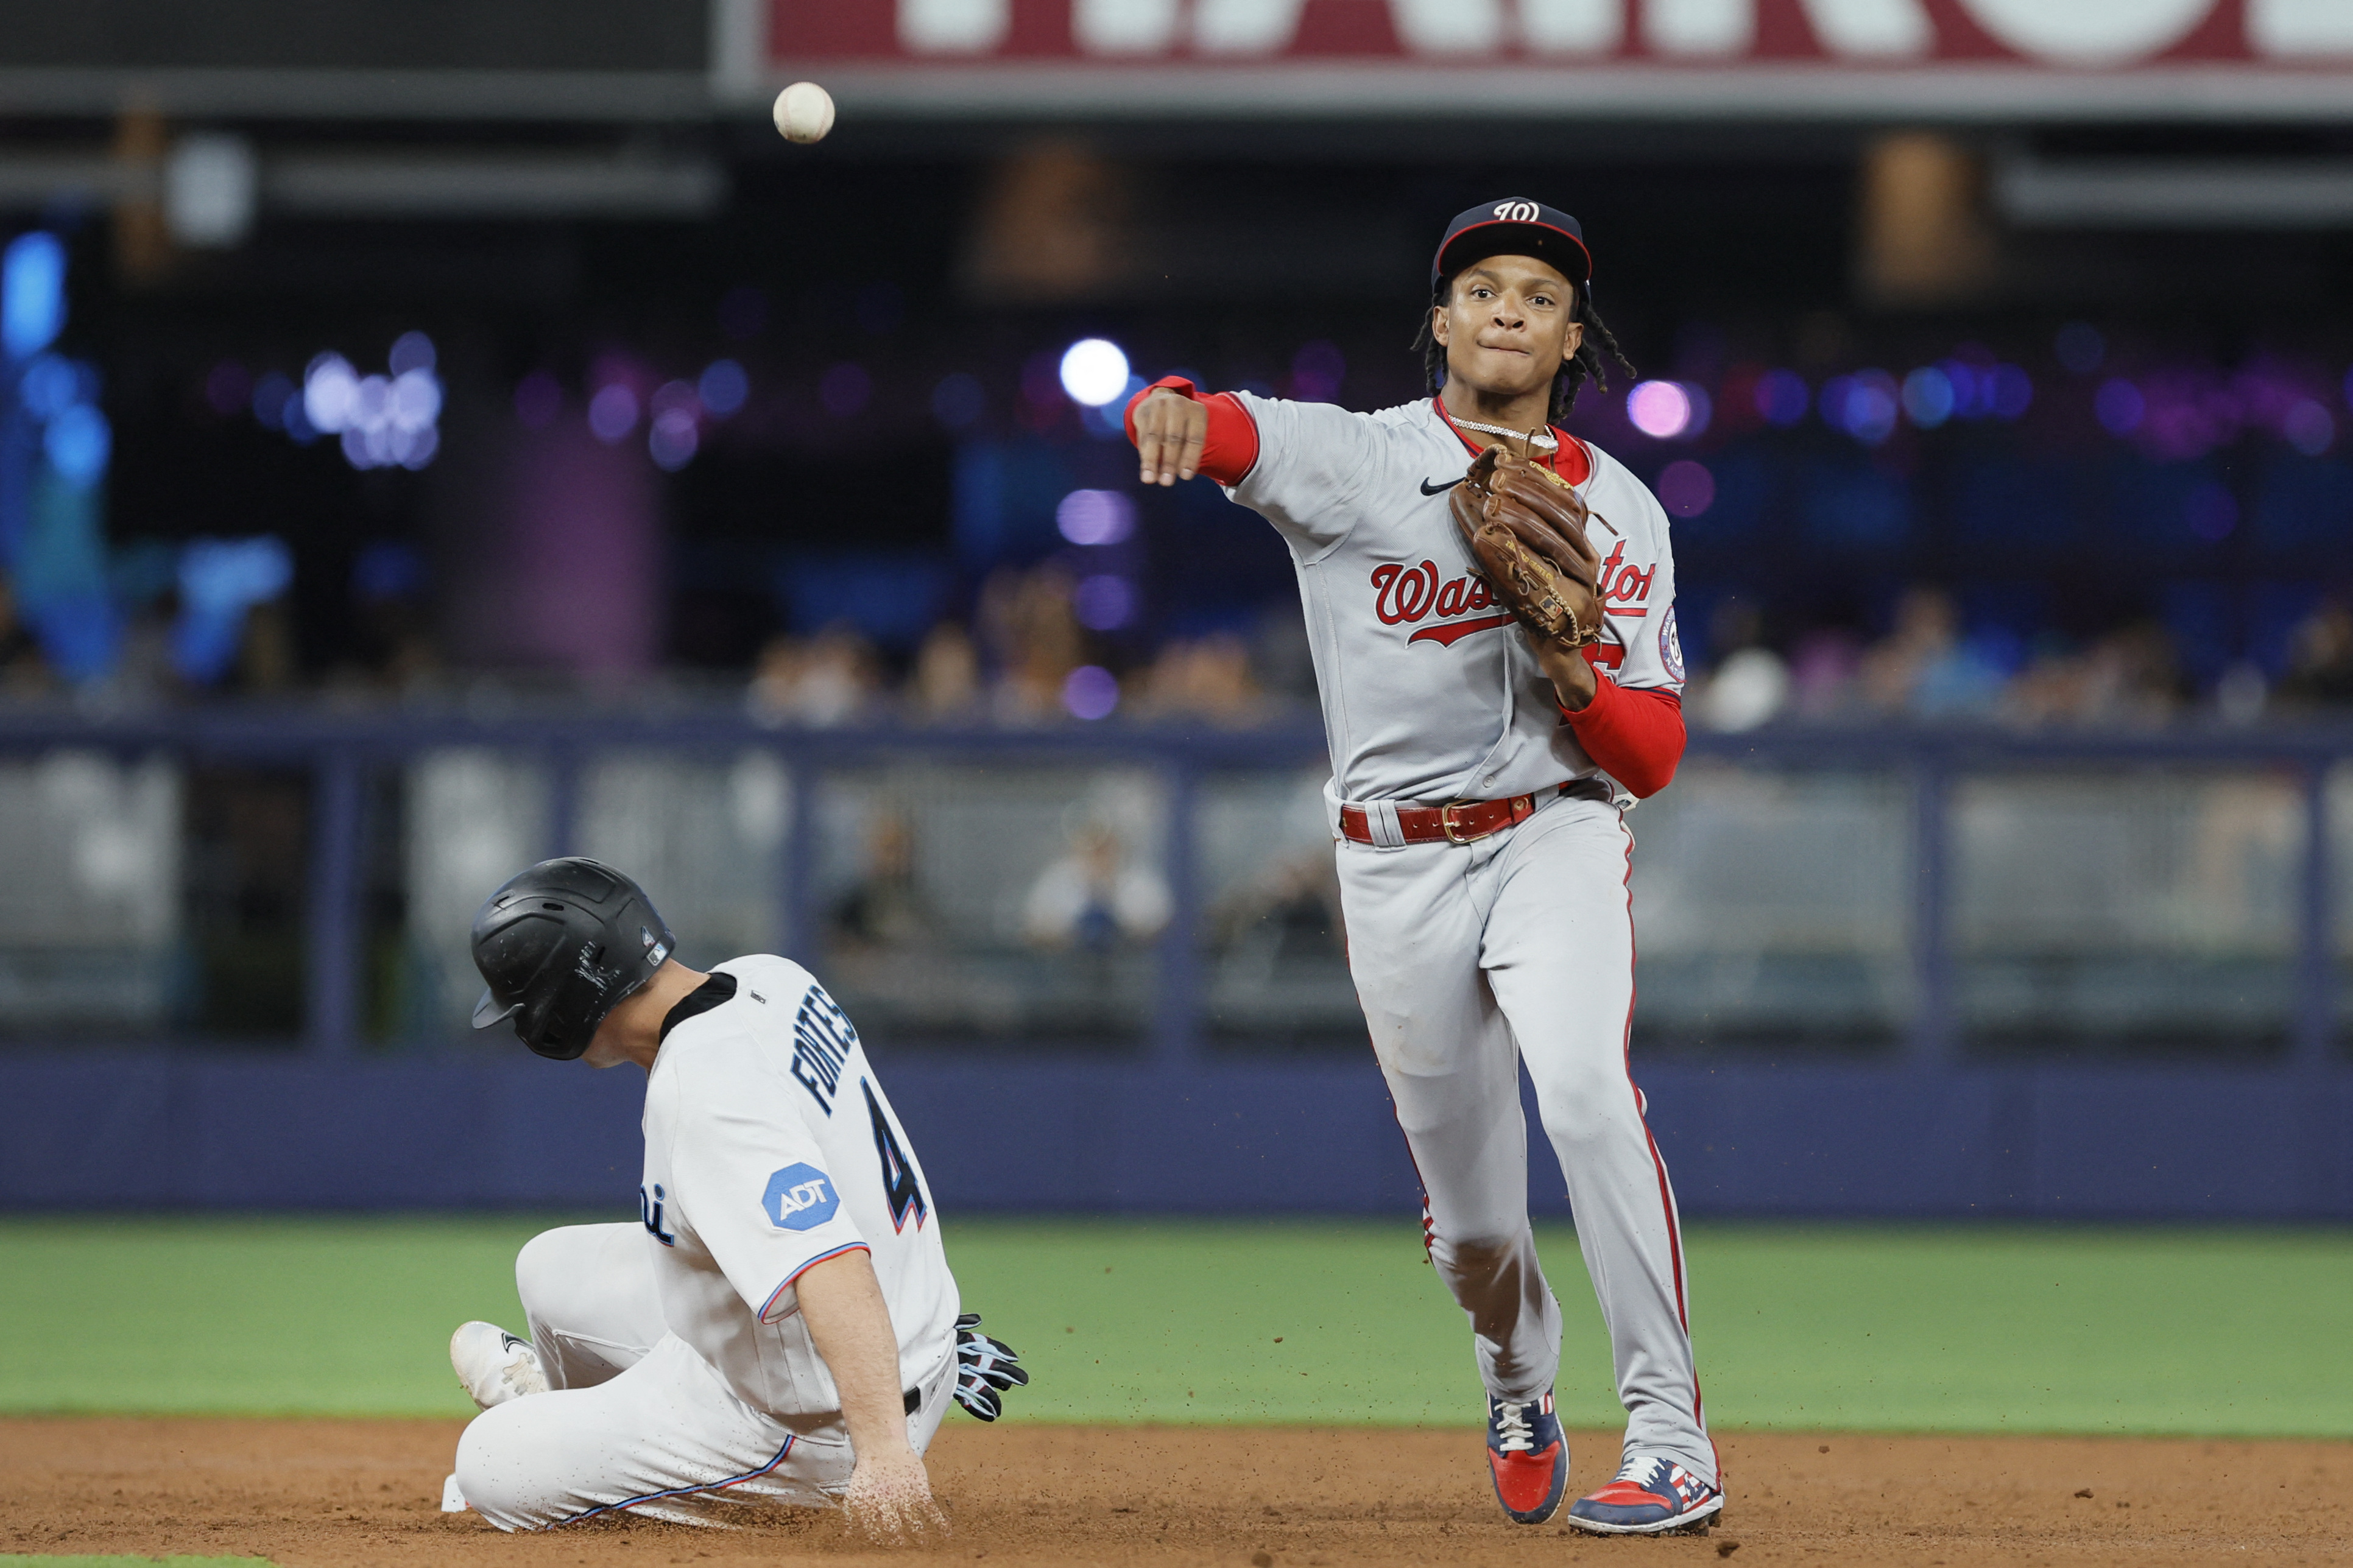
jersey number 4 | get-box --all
[863,1078,929,1234]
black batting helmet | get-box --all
[470,857,676,1061]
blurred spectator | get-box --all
[239,600,297,692]
[1696,647,1790,732]
[908,620,982,722]
[1131,633,1267,725]
[1693,603,1787,732]
[1858,588,2008,719]
[1786,631,1861,719]
[831,810,936,949]
[747,625,880,726]
[0,578,53,697]
[1208,850,1344,965]
[1021,820,1170,951]
[2276,600,2353,709]
[2005,623,2180,728]
[978,564,1085,724]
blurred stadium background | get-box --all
[0,0,2351,1232]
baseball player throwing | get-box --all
[441,857,1026,1537]
[1126,199,1717,1534]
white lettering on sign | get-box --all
[900,0,1009,55]
[1645,0,1754,57]
[1075,0,1183,55]
[2248,0,2353,57]
[1194,0,1306,54]
[874,0,2337,65]
[1955,0,2216,66]
[1801,0,1933,59]
[1392,0,1508,54]
[1520,0,1624,55]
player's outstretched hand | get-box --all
[841,1450,950,1547]
[1132,387,1207,487]
[953,1311,1030,1421]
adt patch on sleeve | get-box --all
[762,1163,840,1231]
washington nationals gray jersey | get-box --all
[1213,390,1718,1493]
[1225,393,1684,804]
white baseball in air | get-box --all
[773,82,835,144]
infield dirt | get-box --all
[1,1418,2346,1568]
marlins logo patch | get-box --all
[762,1163,839,1231]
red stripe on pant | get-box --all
[1616,820,1706,1435]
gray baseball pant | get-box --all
[1336,790,1713,1485]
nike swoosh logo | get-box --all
[1419,477,1459,495]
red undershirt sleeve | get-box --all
[1123,376,1261,487]
[1559,671,1686,799]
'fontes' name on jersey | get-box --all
[789,985,858,1116]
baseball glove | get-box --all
[1448,441,1605,652]
[951,1312,1029,1421]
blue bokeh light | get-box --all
[1754,368,1809,427]
[43,404,111,487]
[2,231,65,360]
[699,359,749,418]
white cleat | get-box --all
[450,1320,548,1410]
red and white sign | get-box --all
[738,0,2353,118]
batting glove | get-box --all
[952,1311,1029,1421]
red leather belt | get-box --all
[1339,778,1611,847]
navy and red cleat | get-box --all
[1484,1391,1568,1524]
[1566,1455,1726,1535]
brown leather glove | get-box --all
[1448,443,1605,652]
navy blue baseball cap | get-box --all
[1432,198,1593,290]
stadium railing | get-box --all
[0,707,2345,1218]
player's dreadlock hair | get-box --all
[1414,273,1635,424]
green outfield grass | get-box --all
[0,1217,2346,1436]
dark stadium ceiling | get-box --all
[1,0,2349,231]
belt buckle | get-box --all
[1438,801,1491,845]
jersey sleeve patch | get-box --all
[1659,603,1685,684]
[761,1163,841,1231]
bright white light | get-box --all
[352,374,390,432]
[1626,379,1693,440]
[164,134,257,248]
[1059,339,1131,407]
[303,353,359,434]
[1057,489,1135,546]
[388,368,441,432]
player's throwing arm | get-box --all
[1134,388,1208,486]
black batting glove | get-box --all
[952,1311,1029,1421]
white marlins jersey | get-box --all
[1225,393,1683,805]
[637,954,959,1420]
